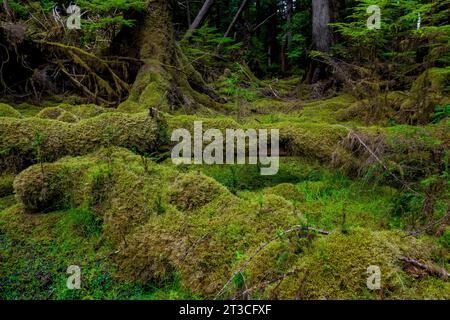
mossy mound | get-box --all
[10,103,41,117]
[117,191,303,296]
[37,107,64,120]
[277,122,348,161]
[168,115,348,162]
[57,111,79,123]
[0,103,21,118]
[170,172,229,211]
[253,228,448,299]
[333,125,448,183]
[7,147,449,299]
[60,104,108,119]
[0,112,161,173]
[264,183,304,202]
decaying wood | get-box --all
[399,256,450,280]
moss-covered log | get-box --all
[0,112,161,173]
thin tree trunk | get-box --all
[282,0,294,73]
[188,0,214,33]
[223,0,250,39]
[186,0,192,27]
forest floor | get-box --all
[0,72,449,300]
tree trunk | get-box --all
[305,0,333,84]
[118,0,223,113]
[281,0,294,73]
[188,0,215,33]
[223,0,250,39]
[186,0,192,27]
[312,0,332,52]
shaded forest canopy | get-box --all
[0,0,449,300]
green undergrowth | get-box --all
[0,85,448,300]
[0,147,448,299]
[0,205,199,300]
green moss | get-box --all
[0,195,16,211]
[0,103,21,118]
[170,172,229,211]
[37,107,64,120]
[412,67,450,93]
[268,228,447,299]
[11,103,41,117]
[13,157,94,212]
[276,122,348,161]
[0,174,15,197]
[0,204,164,300]
[0,112,161,173]
[59,104,107,119]
[57,111,79,123]
[264,183,304,202]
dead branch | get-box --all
[399,256,450,280]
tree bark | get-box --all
[312,0,332,52]
[304,0,334,84]
[188,0,215,33]
[186,0,192,27]
[119,0,223,113]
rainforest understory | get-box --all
[0,0,449,300]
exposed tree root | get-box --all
[36,40,132,105]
